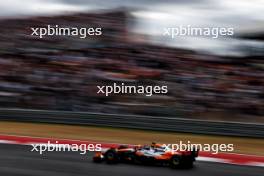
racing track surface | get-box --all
[0,144,263,176]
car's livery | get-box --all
[93,142,199,168]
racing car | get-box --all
[93,142,199,168]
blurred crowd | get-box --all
[0,10,263,122]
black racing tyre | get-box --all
[105,149,118,164]
[169,155,181,168]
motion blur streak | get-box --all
[0,9,263,123]
[0,144,263,176]
[0,0,263,174]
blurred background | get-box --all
[0,0,263,123]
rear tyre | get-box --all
[105,149,118,164]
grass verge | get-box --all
[0,121,262,155]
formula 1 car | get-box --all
[93,142,199,168]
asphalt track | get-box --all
[0,144,263,176]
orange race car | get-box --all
[93,142,199,168]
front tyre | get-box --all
[169,156,181,168]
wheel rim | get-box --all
[107,153,114,160]
[172,158,179,165]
